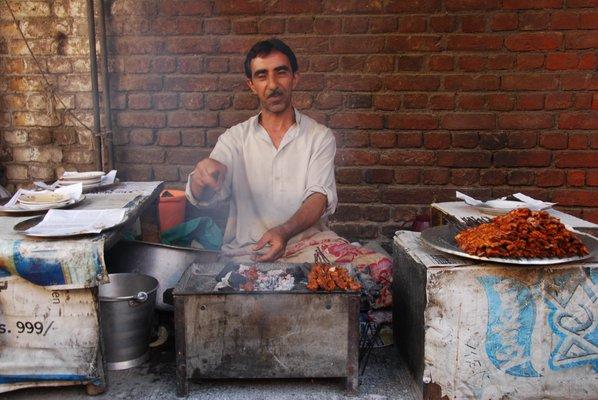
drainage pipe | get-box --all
[97,0,114,170]
[85,0,103,171]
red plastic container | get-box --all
[158,189,186,232]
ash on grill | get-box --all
[214,264,300,291]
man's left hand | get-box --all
[252,226,289,262]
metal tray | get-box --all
[0,194,85,215]
[421,224,597,265]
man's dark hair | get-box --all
[244,38,298,79]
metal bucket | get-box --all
[99,273,158,370]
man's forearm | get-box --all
[278,192,327,239]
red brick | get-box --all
[177,57,203,73]
[366,56,395,73]
[430,15,456,32]
[156,130,181,146]
[555,151,598,167]
[118,112,165,128]
[568,0,598,7]
[551,12,579,29]
[508,170,535,185]
[397,56,424,71]
[587,170,598,186]
[204,18,231,34]
[457,55,486,71]
[562,73,598,91]
[481,131,508,149]
[336,149,378,166]
[232,18,258,34]
[116,75,162,91]
[373,93,402,111]
[206,94,230,111]
[579,12,598,28]
[337,187,379,204]
[568,133,589,149]
[480,170,507,185]
[370,132,397,148]
[494,151,552,167]
[445,75,499,91]
[346,94,372,109]
[579,53,598,69]
[128,93,152,110]
[336,168,363,184]
[396,132,423,148]
[165,37,215,54]
[167,111,218,128]
[565,32,598,49]
[558,112,598,129]
[329,113,383,129]
[342,16,369,33]
[315,92,343,110]
[265,0,322,14]
[567,170,586,186]
[258,18,286,34]
[327,75,382,91]
[446,35,503,50]
[385,0,441,13]
[295,74,325,90]
[293,92,314,110]
[152,17,202,35]
[331,205,362,222]
[387,114,438,130]
[437,151,491,167]
[553,190,598,207]
[573,93,594,109]
[423,132,451,149]
[384,75,440,91]
[461,15,486,32]
[181,130,205,146]
[214,0,265,15]
[498,113,553,129]
[516,93,545,110]
[491,13,518,31]
[232,93,258,110]
[594,94,598,110]
[430,94,455,110]
[429,55,454,71]
[506,131,537,148]
[503,0,563,9]
[502,74,558,90]
[339,56,366,72]
[452,132,479,148]
[380,150,434,166]
[385,35,442,52]
[505,32,563,51]
[116,147,165,164]
[370,16,398,33]
[218,36,263,54]
[451,169,479,186]
[403,94,428,109]
[545,93,573,110]
[288,17,314,33]
[158,0,210,15]
[540,132,568,149]
[330,36,384,53]
[422,169,450,185]
[165,148,210,164]
[382,187,463,205]
[164,76,217,92]
[535,170,565,187]
[394,169,421,184]
[458,94,485,110]
[445,0,500,10]
[364,168,395,184]
[516,54,545,70]
[399,16,427,33]
[519,12,551,31]
[488,93,515,111]
[545,53,579,70]
[441,114,495,130]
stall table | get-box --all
[0,181,163,394]
[393,203,597,399]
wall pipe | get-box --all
[97,0,114,170]
[85,0,103,171]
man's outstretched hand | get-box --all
[252,226,290,262]
[190,158,227,200]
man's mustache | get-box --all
[267,89,283,98]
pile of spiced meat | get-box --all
[455,208,589,258]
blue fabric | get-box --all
[160,217,222,250]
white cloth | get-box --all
[186,109,337,259]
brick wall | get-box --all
[2,0,597,243]
[0,0,96,190]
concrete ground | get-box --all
[1,345,420,400]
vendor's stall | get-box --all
[393,202,598,399]
[0,181,163,394]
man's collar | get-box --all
[252,108,302,148]
[253,107,302,129]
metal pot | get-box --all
[104,240,219,311]
[99,273,158,370]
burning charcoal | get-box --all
[229,272,247,289]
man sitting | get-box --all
[186,38,391,309]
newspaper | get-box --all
[394,230,471,268]
[25,208,126,236]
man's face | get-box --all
[246,50,299,115]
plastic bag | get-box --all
[160,217,222,250]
